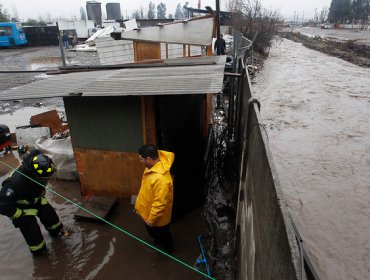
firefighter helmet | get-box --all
[30,154,56,178]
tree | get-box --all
[328,0,352,23]
[80,7,87,20]
[132,10,141,19]
[132,6,145,19]
[24,18,39,26]
[226,0,281,54]
[352,0,370,23]
[175,3,184,19]
[183,2,189,18]
[157,2,167,19]
[148,1,156,19]
[140,6,145,19]
[319,6,329,22]
[0,4,10,22]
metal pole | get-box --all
[216,0,221,55]
[57,22,67,67]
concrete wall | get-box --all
[234,66,301,279]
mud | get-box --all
[279,30,370,67]
[252,38,370,280]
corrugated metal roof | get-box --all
[0,56,226,101]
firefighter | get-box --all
[0,149,64,256]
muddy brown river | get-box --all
[252,38,370,280]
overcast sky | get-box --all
[1,0,331,21]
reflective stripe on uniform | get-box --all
[46,220,61,231]
[16,197,44,205]
[40,197,48,205]
[16,199,30,205]
[29,240,46,252]
[12,208,23,219]
[23,209,38,216]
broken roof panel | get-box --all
[0,56,226,101]
[121,16,214,46]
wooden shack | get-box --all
[63,56,225,218]
[0,16,226,218]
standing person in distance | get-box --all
[0,149,65,256]
[135,144,175,254]
[67,33,75,48]
[62,32,68,49]
[214,33,226,55]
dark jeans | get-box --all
[145,223,174,253]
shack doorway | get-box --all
[155,95,206,219]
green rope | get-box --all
[0,159,215,280]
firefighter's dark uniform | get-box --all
[0,151,63,256]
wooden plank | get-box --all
[142,96,157,145]
[74,148,144,198]
[30,109,66,136]
[202,94,213,140]
[134,41,161,62]
[74,196,117,222]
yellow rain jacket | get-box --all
[135,150,174,227]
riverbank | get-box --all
[279,31,370,67]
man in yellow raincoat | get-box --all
[135,144,174,253]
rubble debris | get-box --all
[35,135,78,180]
[15,126,51,148]
[30,109,68,136]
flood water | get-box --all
[295,26,370,45]
[252,38,370,280]
[0,154,209,280]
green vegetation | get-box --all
[0,4,10,22]
[156,2,167,19]
[328,0,370,24]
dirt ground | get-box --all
[279,30,370,67]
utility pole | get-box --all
[216,0,221,55]
[57,22,66,67]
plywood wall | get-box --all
[74,148,144,198]
[134,41,161,62]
